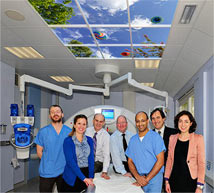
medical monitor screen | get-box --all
[101,109,114,119]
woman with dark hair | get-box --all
[164,110,205,193]
[61,114,94,192]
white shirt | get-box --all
[85,126,110,173]
[155,125,165,138]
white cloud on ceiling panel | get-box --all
[86,0,140,15]
[53,29,62,36]
[63,29,83,39]
[96,48,115,59]
[131,16,152,29]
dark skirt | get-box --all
[61,167,89,193]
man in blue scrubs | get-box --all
[35,105,72,192]
[126,111,165,193]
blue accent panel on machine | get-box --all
[13,123,31,147]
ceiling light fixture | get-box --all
[50,76,74,82]
[4,47,44,59]
[141,82,154,87]
[5,10,25,21]
[179,5,196,24]
[135,59,160,69]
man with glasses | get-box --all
[110,115,134,177]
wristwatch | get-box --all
[197,184,204,190]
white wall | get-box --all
[59,89,173,128]
[0,61,15,193]
[136,92,174,128]
[59,91,103,122]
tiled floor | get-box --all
[7,177,39,193]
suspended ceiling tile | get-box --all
[171,0,204,28]
[162,45,183,60]
[33,46,75,59]
[179,45,210,72]
[12,27,62,46]
[194,0,213,37]
[154,59,176,90]
[133,69,158,82]
[1,28,25,46]
[166,27,191,44]
[1,0,48,27]
[185,29,213,57]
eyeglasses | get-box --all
[50,111,61,114]
[117,122,127,125]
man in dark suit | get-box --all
[150,108,178,165]
[150,108,178,192]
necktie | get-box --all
[122,134,128,161]
[122,134,127,152]
[158,131,161,135]
[93,132,97,157]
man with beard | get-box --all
[35,105,72,192]
[126,111,165,193]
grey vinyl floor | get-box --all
[7,177,39,193]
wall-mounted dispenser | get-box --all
[10,104,35,159]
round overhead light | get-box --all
[95,64,119,84]
[5,10,25,21]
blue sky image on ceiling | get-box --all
[29,0,178,59]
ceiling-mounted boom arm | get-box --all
[19,74,110,113]
[19,73,168,111]
[20,74,109,96]
[109,72,169,108]
[20,75,72,95]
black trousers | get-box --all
[94,161,103,173]
[61,167,89,193]
[39,174,63,192]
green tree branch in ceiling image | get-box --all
[121,35,165,58]
[68,40,93,57]
[28,0,74,24]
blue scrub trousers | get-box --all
[141,172,163,193]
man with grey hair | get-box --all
[110,115,134,177]
[85,113,110,180]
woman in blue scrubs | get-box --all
[61,114,95,192]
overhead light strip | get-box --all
[4,47,44,59]
[4,47,24,58]
[50,76,74,82]
[179,5,196,24]
[135,59,160,69]
[141,82,154,87]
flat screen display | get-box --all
[101,109,114,119]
